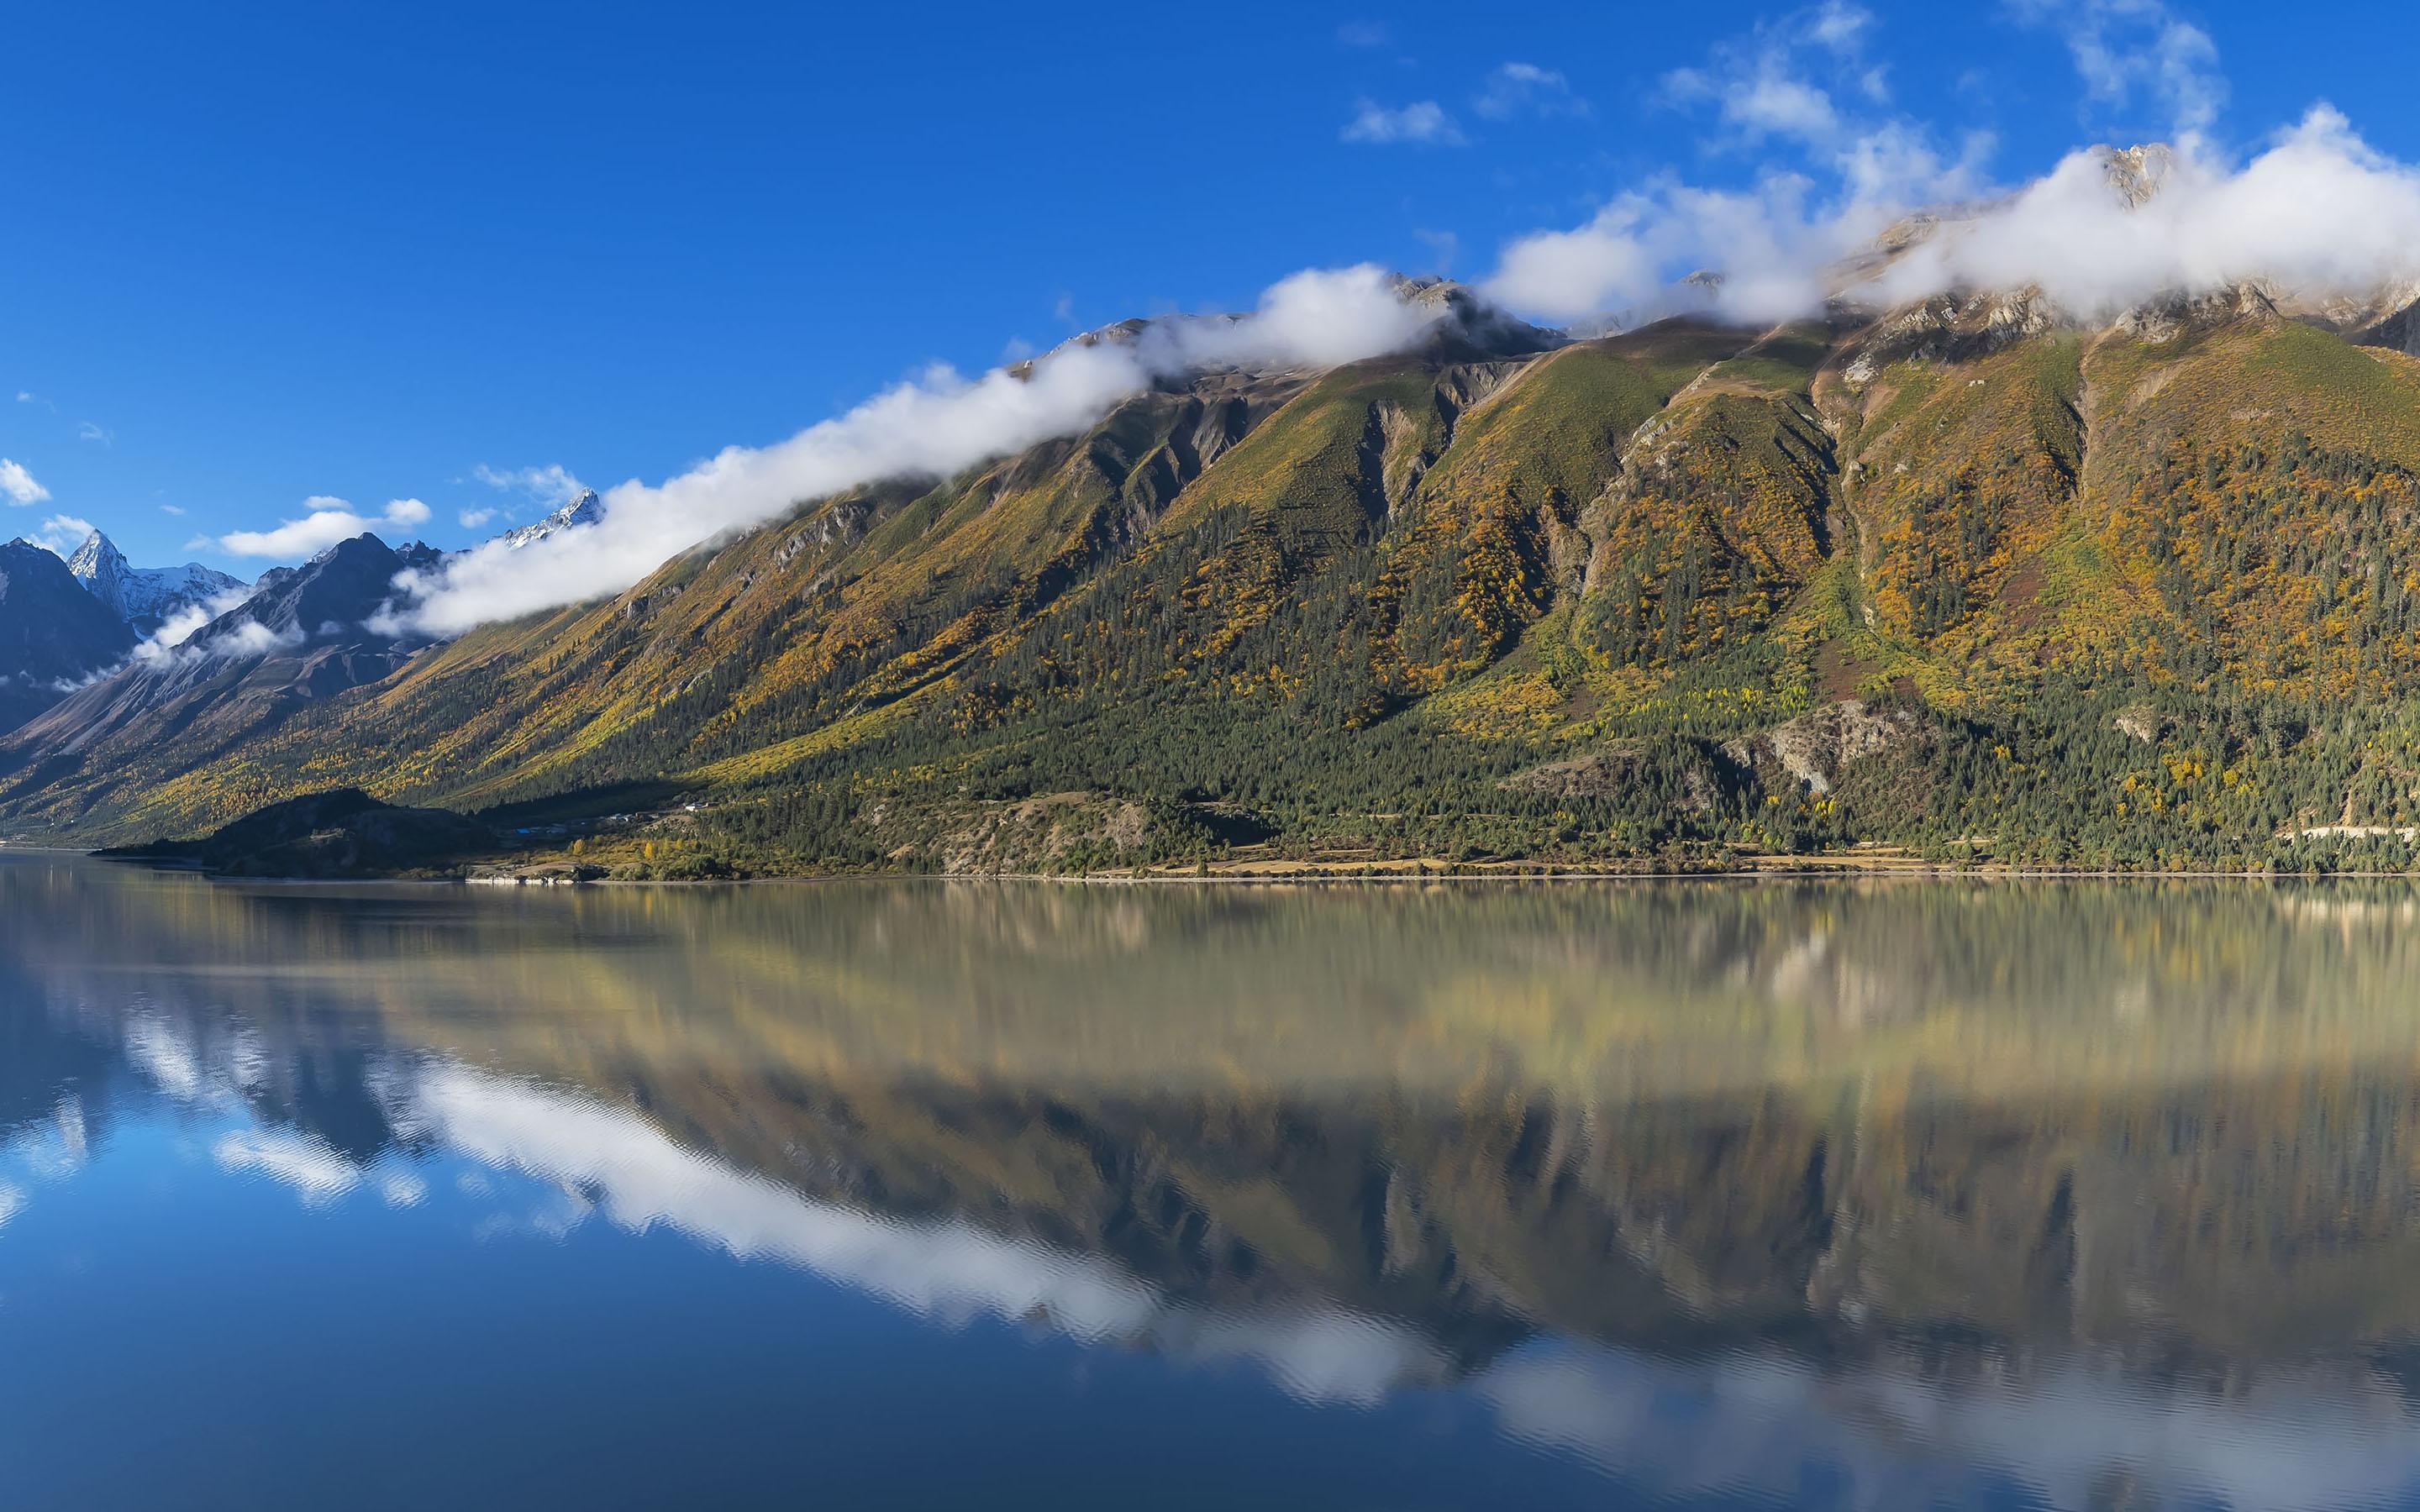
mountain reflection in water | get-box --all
[4,855,2420,1509]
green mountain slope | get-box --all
[17,293,2420,875]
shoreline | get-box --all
[26,843,2420,886]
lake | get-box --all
[3,853,2420,1509]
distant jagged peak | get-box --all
[66,528,129,584]
[1391,273,1507,322]
[1012,312,1228,381]
[189,531,423,654]
[64,528,246,637]
[305,533,376,567]
[492,487,603,552]
[1392,275,1565,360]
[1034,317,1155,360]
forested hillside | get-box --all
[13,285,2420,875]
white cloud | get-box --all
[1486,139,1992,325]
[1484,0,2420,337]
[1725,65,1841,142]
[213,1130,361,1205]
[0,458,50,506]
[406,1060,1448,1404]
[381,1170,429,1207]
[215,496,433,558]
[1177,264,1446,368]
[134,585,255,660]
[1473,62,1586,122]
[414,1064,1163,1338]
[387,264,1445,636]
[2017,0,2227,139]
[159,503,186,516]
[122,1014,223,1103]
[1336,19,1388,47]
[1660,17,1856,151]
[472,463,587,507]
[133,609,297,667]
[1487,203,1665,320]
[76,421,110,444]
[459,507,496,529]
[26,513,96,558]
[1341,100,1466,146]
[1654,3,1907,153]
[1866,108,2420,317]
[1467,1336,2420,1512]
[1809,0,1874,52]
[2154,25,2224,138]
[1479,2,2407,329]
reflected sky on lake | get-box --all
[7,857,2420,1508]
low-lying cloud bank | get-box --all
[387,265,1441,636]
[1489,107,2420,324]
[129,601,294,668]
[1869,109,2420,315]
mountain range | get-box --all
[0,530,255,734]
[66,532,247,637]
[14,146,2420,872]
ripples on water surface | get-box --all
[4,854,2420,1508]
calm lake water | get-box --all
[6,854,2420,1509]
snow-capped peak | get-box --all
[67,529,250,636]
[66,530,130,585]
[492,489,603,552]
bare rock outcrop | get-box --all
[1726,701,1927,795]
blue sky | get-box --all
[5,0,2417,572]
